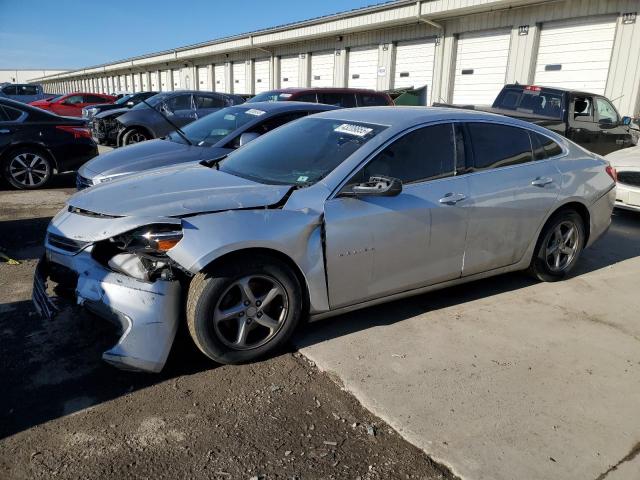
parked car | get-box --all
[0,83,57,103]
[34,107,615,372]
[77,101,339,189]
[434,84,635,155]
[0,97,97,189]
[30,93,117,117]
[606,146,640,212]
[247,87,393,108]
[82,91,159,120]
[96,90,245,147]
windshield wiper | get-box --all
[141,98,193,146]
[200,154,228,170]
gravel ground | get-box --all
[0,177,454,480]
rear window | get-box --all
[467,123,533,170]
[493,88,564,120]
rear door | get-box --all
[462,122,561,276]
[324,122,469,307]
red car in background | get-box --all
[30,93,116,117]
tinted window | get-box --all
[532,132,562,159]
[1,86,18,95]
[319,93,356,108]
[84,95,107,103]
[294,92,317,103]
[595,97,619,124]
[165,94,192,111]
[356,124,455,184]
[359,93,388,107]
[0,105,24,121]
[64,95,83,105]
[195,95,223,109]
[493,88,564,119]
[467,123,533,170]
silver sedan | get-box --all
[34,107,616,372]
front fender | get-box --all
[167,208,330,314]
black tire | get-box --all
[528,209,585,282]
[122,128,149,146]
[186,255,303,364]
[2,147,53,190]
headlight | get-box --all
[113,226,183,254]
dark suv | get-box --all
[247,88,393,108]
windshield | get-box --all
[247,91,293,103]
[170,105,265,146]
[219,117,386,186]
[47,95,64,102]
[115,94,134,105]
[493,88,564,119]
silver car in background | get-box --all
[33,107,616,372]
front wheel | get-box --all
[528,210,585,282]
[2,148,53,189]
[186,255,303,364]
[122,128,149,146]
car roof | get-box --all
[264,87,383,94]
[310,106,557,131]
[502,83,600,98]
[235,101,340,113]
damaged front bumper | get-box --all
[33,247,181,373]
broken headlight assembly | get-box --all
[95,225,184,282]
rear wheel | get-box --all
[122,128,149,146]
[528,210,585,282]
[2,148,52,189]
[186,255,302,364]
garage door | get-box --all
[134,74,141,92]
[452,30,511,105]
[534,16,617,95]
[197,66,209,91]
[254,58,271,94]
[151,72,159,91]
[214,64,226,93]
[232,61,248,94]
[311,51,335,87]
[393,38,436,104]
[160,71,169,91]
[280,55,300,88]
[172,69,181,90]
[348,46,379,89]
[142,73,149,92]
[119,75,127,91]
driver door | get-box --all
[594,96,631,155]
[323,123,470,308]
[52,94,83,116]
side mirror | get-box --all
[351,176,402,197]
[622,116,632,126]
[239,131,260,147]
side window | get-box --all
[355,124,456,184]
[573,96,593,121]
[64,95,83,105]
[1,86,18,95]
[319,92,356,108]
[467,123,533,170]
[165,94,192,111]
[85,95,106,103]
[18,85,39,96]
[196,95,224,109]
[595,98,619,124]
[359,94,388,107]
[532,132,562,159]
[294,92,317,103]
[0,105,24,122]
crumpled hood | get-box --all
[95,107,129,119]
[68,163,292,217]
[78,138,214,179]
[605,146,640,168]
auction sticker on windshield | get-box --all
[245,109,266,116]
[334,123,374,137]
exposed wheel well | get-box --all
[549,201,591,245]
[199,248,311,316]
[1,143,58,172]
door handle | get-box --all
[0,129,10,134]
[531,177,554,187]
[439,193,466,205]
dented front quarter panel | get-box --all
[168,206,330,314]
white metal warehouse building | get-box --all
[34,0,640,116]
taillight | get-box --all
[606,165,617,183]
[56,125,91,139]
[525,85,542,92]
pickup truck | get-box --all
[435,84,638,155]
[0,83,57,104]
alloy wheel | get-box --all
[126,131,147,144]
[544,220,579,272]
[8,153,50,188]
[212,275,289,350]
